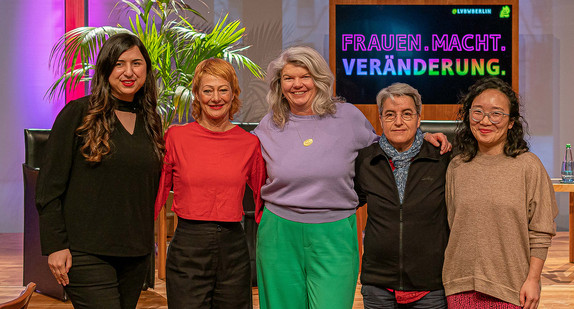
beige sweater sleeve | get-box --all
[445,159,457,229]
[524,153,559,260]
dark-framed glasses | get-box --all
[469,108,509,124]
[382,111,418,122]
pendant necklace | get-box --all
[293,117,317,147]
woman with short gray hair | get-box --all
[356,82,450,309]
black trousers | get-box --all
[64,251,150,309]
[166,218,252,309]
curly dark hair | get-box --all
[76,33,165,162]
[454,77,529,161]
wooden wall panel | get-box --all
[65,0,86,102]
[355,104,381,135]
[421,104,461,120]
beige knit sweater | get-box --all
[443,152,558,306]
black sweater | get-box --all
[355,140,450,291]
[36,96,161,257]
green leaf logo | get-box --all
[500,6,510,18]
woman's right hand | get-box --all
[48,249,72,286]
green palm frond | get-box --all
[223,48,264,79]
[119,0,143,15]
[46,26,132,101]
[46,0,262,131]
[45,65,94,101]
[48,26,132,73]
[173,85,194,122]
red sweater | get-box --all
[154,122,266,222]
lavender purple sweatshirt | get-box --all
[254,103,377,223]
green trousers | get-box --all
[256,209,359,309]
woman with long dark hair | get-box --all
[36,33,164,308]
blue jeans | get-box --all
[362,285,447,309]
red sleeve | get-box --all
[247,140,267,223]
[154,129,174,220]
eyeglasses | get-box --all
[382,111,418,122]
[469,108,509,124]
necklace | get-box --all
[293,117,317,147]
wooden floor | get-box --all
[1,232,572,308]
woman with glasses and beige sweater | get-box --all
[444,77,558,309]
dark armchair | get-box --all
[420,120,460,144]
[22,129,66,300]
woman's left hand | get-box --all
[423,132,452,154]
[519,278,541,309]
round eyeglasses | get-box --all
[382,111,417,122]
[469,108,509,124]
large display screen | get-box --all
[334,4,514,105]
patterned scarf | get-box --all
[378,129,424,204]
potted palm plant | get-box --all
[46,0,264,130]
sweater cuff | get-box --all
[39,212,69,255]
[530,247,548,261]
